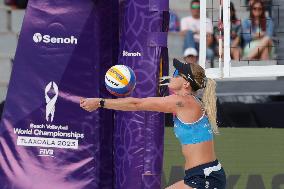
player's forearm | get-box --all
[104,97,141,111]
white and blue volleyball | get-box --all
[105,65,136,97]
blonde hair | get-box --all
[190,63,219,134]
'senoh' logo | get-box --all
[123,50,141,57]
[33,33,78,44]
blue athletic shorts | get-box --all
[184,159,226,189]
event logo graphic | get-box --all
[33,32,78,44]
[33,33,43,43]
[45,82,59,122]
[39,148,54,157]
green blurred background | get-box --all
[162,128,284,189]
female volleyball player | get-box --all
[80,59,226,189]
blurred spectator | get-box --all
[169,10,180,32]
[180,0,214,62]
[214,2,242,60]
[183,47,198,64]
[5,0,28,9]
[230,3,242,60]
[16,0,28,9]
[4,0,15,5]
[242,0,274,60]
[247,0,273,17]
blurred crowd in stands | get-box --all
[169,0,274,63]
[4,0,28,9]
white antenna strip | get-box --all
[223,0,231,78]
[199,0,207,69]
[218,0,223,75]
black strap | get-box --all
[187,66,200,91]
[99,98,105,108]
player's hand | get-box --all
[80,98,100,112]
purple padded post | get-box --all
[115,0,169,189]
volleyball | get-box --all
[105,65,136,97]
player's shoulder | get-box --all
[167,94,195,104]
[166,94,184,102]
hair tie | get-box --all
[202,77,208,88]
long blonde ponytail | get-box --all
[202,78,219,134]
[189,63,219,134]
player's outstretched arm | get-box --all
[80,95,178,113]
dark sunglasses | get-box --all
[173,69,179,77]
[173,69,188,81]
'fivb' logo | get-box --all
[33,33,78,44]
[45,82,59,122]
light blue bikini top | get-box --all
[173,96,213,145]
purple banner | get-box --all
[115,0,169,189]
[0,0,118,188]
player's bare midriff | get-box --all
[182,140,216,170]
